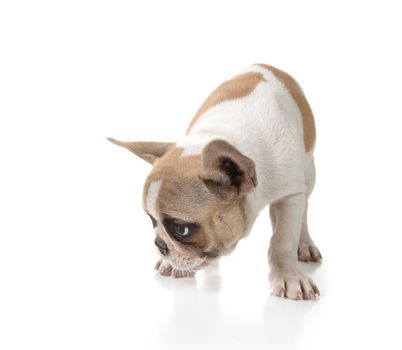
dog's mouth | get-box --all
[168,255,209,271]
[171,253,221,273]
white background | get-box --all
[1,1,401,349]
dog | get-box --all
[108,63,322,300]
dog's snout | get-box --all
[154,237,169,257]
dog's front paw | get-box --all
[155,259,195,278]
[155,259,173,276]
[269,268,320,300]
[171,269,195,278]
[298,242,322,263]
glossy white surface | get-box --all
[1,1,402,349]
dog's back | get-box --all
[179,64,316,211]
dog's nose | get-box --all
[154,237,169,257]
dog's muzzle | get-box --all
[154,237,169,257]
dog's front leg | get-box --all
[268,193,319,300]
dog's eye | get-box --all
[163,217,198,241]
[171,223,190,237]
[166,220,198,240]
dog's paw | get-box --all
[269,268,320,300]
[298,242,322,263]
[155,259,195,278]
[155,259,173,276]
[171,269,195,278]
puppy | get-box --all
[109,64,322,300]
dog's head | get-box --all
[108,138,257,271]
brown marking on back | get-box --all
[258,64,316,152]
[186,71,267,133]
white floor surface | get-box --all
[1,1,402,349]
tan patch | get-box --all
[108,138,173,164]
[143,145,246,262]
[259,64,316,152]
[186,71,267,133]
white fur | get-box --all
[146,180,162,220]
[176,64,319,299]
[178,133,228,156]
[179,64,310,226]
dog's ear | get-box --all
[107,137,173,164]
[201,139,257,197]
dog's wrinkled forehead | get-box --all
[158,175,214,220]
[142,147,216,220]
